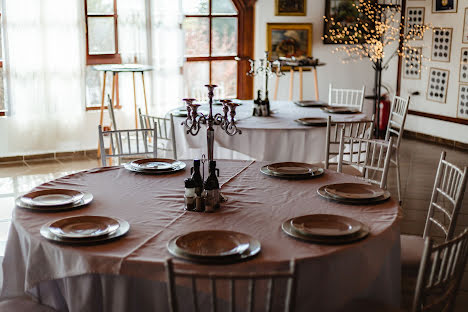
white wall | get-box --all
[383,3,468,144]
[254,0,375,115]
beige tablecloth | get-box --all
[173,101,368,162]
[1,160,400,312]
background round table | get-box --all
[173,101,369,162]
[1,160,400,312]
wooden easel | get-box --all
[273,63,326,101]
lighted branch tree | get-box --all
[322,0,431,136]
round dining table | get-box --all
[1,160,400,312]
[172,101,368,162]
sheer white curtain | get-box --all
[1,0,87,156]
[150,0,184,117]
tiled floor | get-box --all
[0,138,467,309]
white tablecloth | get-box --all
[1,160,400,312]
[173,101,368,162]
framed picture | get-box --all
[432,0,457,13]
[431,28,452,62]
[426,67,449,104]
[323,0,367,44]
[266,23,313,61]
[275,0,306,16]
[463,8,468,43]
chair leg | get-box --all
[395,153,402,204]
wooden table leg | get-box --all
[141,72,151,129]
[132,72,138,128]
[274,75,280,101]
[299,67,303,101]
[97,71,108,158]
[313,67,319,101]
[289,68,294,101]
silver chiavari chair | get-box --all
[139,108,177,159]
[384,95,410,203]
[98,124,157,167]
[324,115,374,172]
[401,151,468,271]
[328,83,366,112]
[165,258,297,312]
[337,127,394,189]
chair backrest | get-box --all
[98,124,157,166]
[328,83,366,112]
[107,94,118,130]
[138,108,177,159]
[165,258,297,312]
[423,151,468,241]
[325,115,374,170]
[385,95,410,148]
[337,127,394,189]
[412,228,468,312]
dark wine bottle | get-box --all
[203,160,220,211]
[191,159,203,196]
[264,90,270,116]
[254,90,261,117]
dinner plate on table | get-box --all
[324,183,385,200]
[167,230,261,264]
[261,162,324,179]
[16,191,93,212]
[294,100,327,107]
[40,216,130,244]
[282,217,369,244]
[290,214,363,238]
[317,185,391,204]
[295,117,328,126]
[321,106,360,114]
[124,158,186,174]
[48,215,120,239]
[20,189,84,207]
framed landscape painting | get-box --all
[267,23,313,60]
[275,0,306,16]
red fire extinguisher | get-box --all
[379,94,391,132]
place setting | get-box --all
[320,106,360,114]
[294,100,327,107]
[282,214,370,244]
[317,182,391,204]
[261,162,324,179]
[40,215,130,244]
[124,158,186,174]
[167,230,261,264]
[15,189,93,212]
[294,117,328,127]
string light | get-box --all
[321,0,433,72]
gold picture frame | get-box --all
[275,0,306,16]
[267,23,313,62]
[432,0,457,13]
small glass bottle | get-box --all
[184,178,196,211]
[203,161,220,212]
[191,159,204,196]
[253,90,261,116]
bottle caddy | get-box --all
[184,159,220,212]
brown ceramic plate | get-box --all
[130,158,178,170]
[260,165,324,179]
[49,216,120,239]
[267,162,316,175]
[321,106,360,114]
[290,214,362,238]
[282,218,369,244]
[294,100,328,107]
[324,183,385,200]
[41,217,129,244]
[295,118,328,126]
[20,189,84,207]
[173,230,252,258]
[317,186,391,204]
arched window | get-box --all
[183,0,254,100]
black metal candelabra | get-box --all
[181,84,242,161]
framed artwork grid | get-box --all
[426,67,449,104]
[405,7,425,40]
[403,47,422,80]
[457,84,468,119]
[460,48,468,83]
[431,28,452,62]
